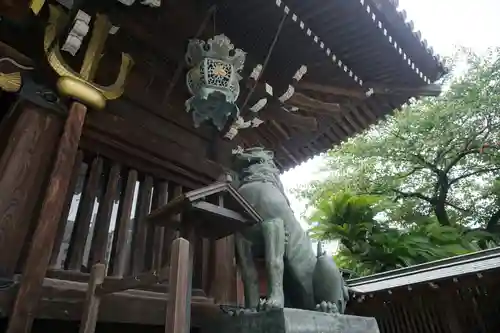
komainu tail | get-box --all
[312,255,349,314]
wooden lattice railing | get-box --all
[47,149,219,292]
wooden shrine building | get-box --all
[0,0,445,332]
[347,247,500,333]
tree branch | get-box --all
[391,188,469,213]
[443,148,483,174]
[486,208,500,232]
[392,189,435,203]
[449,167,500,186]
[433,136,458,164]
[410,153,442,175]
[397,167,424,179]
[442,122,492,174]
[442,200,470,213]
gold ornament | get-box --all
[30,0,46,15]
[0,72,21,92]
[44,5,134,110]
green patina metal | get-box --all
[185,34,245,131]
[230,147,349,314]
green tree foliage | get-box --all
[309,191,496,276]
[299,48,500,276]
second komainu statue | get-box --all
[229,147,349,314]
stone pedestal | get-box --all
[205,308,380,333]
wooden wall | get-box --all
[348,270,500,333]
[0,101,63,277]
[0,93,241,328]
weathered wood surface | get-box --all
[6,102,87,333]
[0,102,62,277]
[97,265,170,296]
[0,40,32,68]
[88,163,121,266]
[0,1,31,25]
[66,156,103,270]
[109,169,138,277]
[208,195,238,304]
[132,176,154,275]
[82,108,221,184]
[166,238,192,333]
[49,150,85,268]
[209,235,237,304]
[151,181,169,271]
[45,268,207,297]
[0,277,218,327]
[79,264,106,333]
[161,184,183,267]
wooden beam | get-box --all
[110,169,138,277]
[97,265,171,296]
[7,102,87,333]
[0,41,33,70]
[0,102,61,278]
[45,268,207,296]
[287,92,342,116]
[80,132,212,189]
[365,82,443,97]
[260,107,318,131]
[49,151,85,269]
[83,109,221,182]
[0,0,31,23]
[79,264,106,333]
[66,156,103,271]
[88,162,121,266]
[298,81,367,98]
[0,277,218,327]
[298,81,442,98]
[166,237,192,333]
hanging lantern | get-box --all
[185,34,246,131]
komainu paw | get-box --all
[258,297,284,312]
[315,301,339,314]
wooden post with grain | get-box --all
[6,102,88,333]
[165,237,192,333]
[79,264,106,333]
[6,7,133,332]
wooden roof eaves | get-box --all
[347,247,500,293]
[273,0,369,91]
[368,0,447,80]
[277,0,445,86]
[362,0,447,82]
[147,181,263,224]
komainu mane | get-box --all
[230,147,349,313]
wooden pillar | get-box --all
[109,169,138,277]
[79,264,106,333]
[209,235,237,304]
[165,237,192,333]
[7,102,87,333]
[208,194,238,304]
[0,101,62,278]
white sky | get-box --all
[280,0,500,253]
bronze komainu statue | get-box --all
[229,147,349,313]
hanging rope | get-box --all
[161,4,218,108]
[239,10,288,116]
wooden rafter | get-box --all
[298,81,367,98]
[298,81,442,98]
[366,82,442,97]
[260,106,318,131]
[287,92,341,116]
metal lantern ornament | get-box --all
[185,34,246,131]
